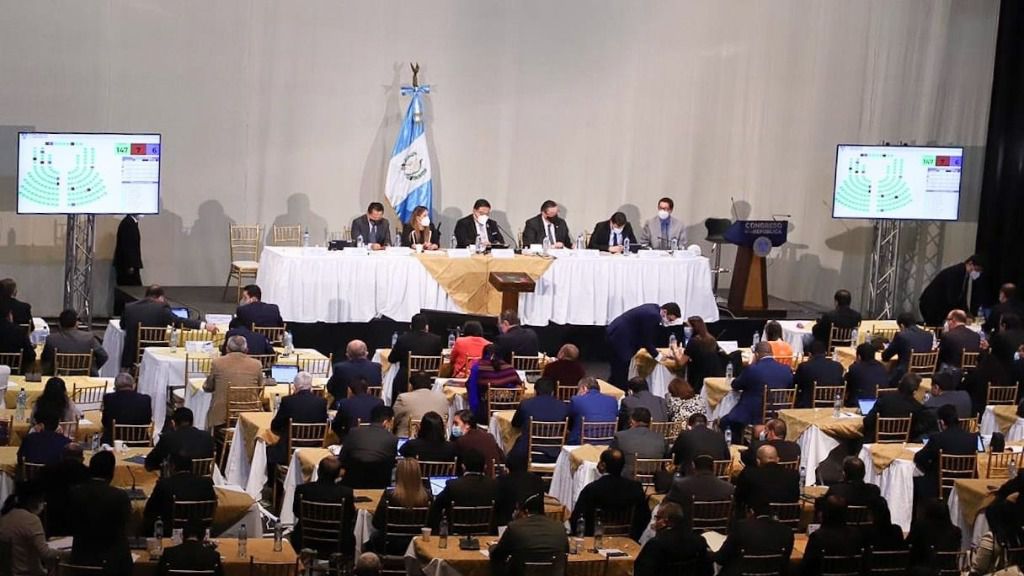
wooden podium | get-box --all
[724,220,788,316]
[488,272,536,317]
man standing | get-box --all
[522,200,572,248]
[605,302,681,388]
[113,214,143,286]
[454,199,504,247]
[919,254,991,326]
[811,289,862,346]
[495,310,539,362]
[387,313,444,403]
[350,202,392,249]
[588,211,637,253]
[639,197,686,250]
[234,284,283,328]
[120,285,204,370]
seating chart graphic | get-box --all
[832,145,962,221]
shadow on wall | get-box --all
[267,194,329,246]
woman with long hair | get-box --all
[371,457,432,553]
[399,411,456,462]
[669,316,724,393]
[400,205,440,250]
[971,498,1024,575]
[0,482,61,575]
[466,344,521,424]
[31,377,82,426]
[665,377,704,424]
[449,321,490,378]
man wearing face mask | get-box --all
[937,309,981,372]
[522,200,572,248]
[400,205,440,250]
[605,302,682,388]
[350,202,392,250]
[588,211,637,253]
[919,254,992,327]
[639,197,686,250]
[454,199,504,248]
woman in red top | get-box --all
[449,321,490,378]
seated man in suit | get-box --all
[292,455,355,556]
[720,342,793,441]
[0,300,35,371]
[157,519,225,576]
[350,201,391,249]
[509,377,569,463]
[923,371,973,419]
[18,414,70,466]
[984,283,1024,335]
[120,284,205,370]
[665,454,734,507]
[489,492,569,576]
[269,371,328,467]
[799,495,864,576]
[610,407,668,480]
[734,445,800,517]
[938,309,982,371]
[862,373,930,443]
[494,311,539,362]
[794,340,844,408]
[635,501,713,576]
[387,313,444,403]
[540,344,585,390]
[326,339,382,407]
[0,278,32,325]
[605,302,680,388]
[40,309,108,376]
[333,377,384,439]
[811,289,862,346]
[669,413,730,472]
[568,377,619,444]
[143,452,217,536]
[234,284,283,328]
[588,211,637,253]
[569,449,650,540]
[743,418,801,467]
[913,404,978,501]
[145,407,214,471]
[220,317,273,356]
[638,197,686,250]
[202,336,263,432]
[618,377,668,429]
[494,453,546,527]
[881,312,935,385]
[101,372,153,445]
[522,200,572,248]
[453,198,504,248]
[823,456,881,508]
[714,498,795,576]
[451,409,505,475]
[392,371,448,438]
[69,451,132,575]
[844,342,888,405]
[39,443,91,536]
[427,450,499,530]
[338,405,398,489]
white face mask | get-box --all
[611,227,622,235]
[657,210,670,220]
[969,270,981,281]
[476,214,489,225]
[420,216,430,227]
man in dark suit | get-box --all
[665,454,735,507]
[811,289,862,345]
[338,405,398,488]
[823,456,881,507]
[913,404,978,501]
[509,377,568,463]
[588,211,637,253]
[326,339,382,407]
[714,504,795,576]
[923,371,973,419]
[618,378,668,429]
[120,285,203,369]
[489,491,569,576]
[605,302,680,388]
[41,309,108,376]
[101,372,153,445]
[0,279,32,325]
[635,501,713,576]
[69,451,132,574]
[17,415,70,465]
[799,495,865,576]
[919,254,991,327]
[292,456,355,556]
[937,309,981,370]
[157,520,225,576]
[452,410,505,475]
[844,342,888,405]
[145,407,214,471]
[39,443,91,536]
[269,372,328,466]
[720,342,794,441]
[733,445,800,516]
[862,373,930,443]
[567,377,619,444]
[882,312,935,385]
[428,450,499,530]
[670,413,730,471]
[333,377,384,439]
[453,199,505,248]
[494,453,546,527]
[350,202,392,249]
[234,284,283,328]
[387,313,444,403]
[610,407,668,480]
[743,419,801,467]
[143,453,217,536]
[495,311,539,362]
[794,340,845,408]
[0,301,35,370]
[113,215,143,286]
[522,200,572,248]
[220,317,274,356]
[569,449,650,539]
[983,283,1024,335]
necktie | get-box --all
[612,231,620,246]
[370,222,376,242]
[547,222,555,243]
[661,220,669,249]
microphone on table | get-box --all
[494,221,518,249]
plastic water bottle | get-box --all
[977,306,985,322]
[356,234,364,248]
[90,433,100,452]
[391,332,399,347]
[438,511,449,549]
[623,237,630,254]
[799,465,807,486]
[1008,458,1018,479]
[724,428,732,446]
[671,237,679,252]
[273,393,281,412]
[932,331,939,350]
[593,509,604,550]
[833,393,842,418]
[923,392,932,404]
[576,233,584,250]
[575,515,586,539]
[169,326,178,353]
[15,388,26,422]
[447,331,456,348]
[238,524,247,557]
[283,331,294,356]
[668,333,677,348]
[450,235,457,250]
[725,364,734,381]
[154,516,164,540]
[752,331,761,346]
[542,236,551,254]
[303,227,310,247]
[273,520,283,552]
[395,233,402,248]
[851,328,859,345]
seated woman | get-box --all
[466,344,522,424]
[449,321,490,378]
[370,457,432,554]
[31,377,83,426]
[970,498,1024,576]
[764,320,794,361]
[669,316,724,393]
[399,411,456,462]
[400,205,440,250]
[665,377,705,424]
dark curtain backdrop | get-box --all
[977,0,1024,288]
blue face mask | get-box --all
[451,426,464,438]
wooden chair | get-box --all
[961,350,980,373]
[448,502,493,535]
[634,456,672,494]
[20,461,45,481]
[511,354,542,381]
[272,224,303,246]
[875,417,912,443]
[872,328,899,344]
[865,547,911,575]
[171,497,217,530]
[0,416,12,446]
[0,353,22,375]
[217,427,235,473]
[713,459,733,481]
[650,420,685,442]
[407,354,443,380]
[487,386,524,420]
[273,420,328,510]
[223,224,262,302]
[566,557,608,576]
[845,505,873,527]
[136,325,172,366]
[526,419,567,483]
[820,553,863,576]
[738,549,789,576]
[691,498,733,533]
[596,507,634,536]
[192,457,215,478]
[248,557,298,576]
[931,548,966,576]
[778,460,800,472]
[986,384,1019,405]
[252,326,286,347]
[555,382,578,403]
[297,353,332,378]
[71,382,106,411]
[959,417,979,433]
[521,556,562,576]
[296,496,350,559]
[908,351,939,377]
[382,499,430,553]
[985,450,1024,479]
[58,420,79,440]
[938,451,977,500]
[579,418,616,445]
[812,383,847,408]
[768,502,801,529]
[179,328,216,345]
[173,355,213,411]
[249,353,279,374]
[417,460,457,481]
[827,326,858,352]
[112,421,153,447]
[54,352,92,376]
[762,387,797,421]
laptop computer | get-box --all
[397,437,409,453]
[428,476,457,497]
[170,307,190,320]
[857,399,876,415]
[977,435,986,453]
[271,364,299,384]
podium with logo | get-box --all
[724,220,788,315]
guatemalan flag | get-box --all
[385,87,432,223]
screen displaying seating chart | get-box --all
[17,132,161,214]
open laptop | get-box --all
[857,399,876,415]
[271,364,299,384]
[977,435,986,453]
[170,307,190,320]
[428,476,457,497]
[397,437,409,453]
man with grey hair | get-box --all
[354,552,382,576]
[326,339,382,408]
[203,335,263,429]
[269,370,327,466]
[719,341,793,442]
[101,372,152,444]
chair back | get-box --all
[520,555,563,576]
[297,354,332,378]
[527,419,567,470]
[566,557,607,576]
[828,326,857,352]
[417,460,457,480]
[383,499,429,551]
[20,461,45,481]
[192,457,215,478]
[931,548,966,576]
[812,384,846,408]
[448,503,493,535]
[252,326,286,347]
[738,549,788,576]
[633,456,671,494]
[287,420,328,453]
[249,353,279,373]
[248,557,298,576]
[875,417,912,443]
[0,416,12,447]
[650,420,684,441]
[487,386,525,419]
[407,354,443,379]
[691,498,733,533]
[938,451,977,500]
[226,386,264,425]
[112,421,153,447]
[171,497,217,529]
[71,382,107,411]
[54,352,92,376]
[985,450,1024,479]
[866,547,911,574]
[961,350,980,373]
[778,460,800,472]
[0,353,22,375]
[511,354,542,381]
[137,325,171,364]
[908,351,939,377]
[58,420,79,440]
[179,328,216,346]
[555,382,578,403]
[846,505,872,527]
[185,355,214,382]
[713,459,733,481]
[959,417,979,433]
[272,224,303,246]
[596,507,633,536]
[767,501,801,529]
[820,553,863,576]
[986,384,1019,405]
[579,418,616,445]
[56,562,106,575]
[297,496,349,556]
[229,224,262,263]
[872,328,899,344]
[762,387,797,420]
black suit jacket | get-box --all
[568,474,650,540]
[587,221,637,251]
[387,329,444,400]
[350,214,392,246]
[269,390,328,464]
[453,214,504,248]
[635,526,713,576]
[39,459,91,536]
[742,439,801,467]
[121,298,201,368]
[145,426,214,471]
[812,306,862,343]
[157,540,224,576]
[495,326,539,363]
[665,470,735,507]
[670,426,730,470]
[70,479,133,574]
[912,426,978,499]
[399,438,457,462]
[17,430,70,465]
[714,515,795,576]
[844,361,888,405]
[293,480,356,555]
[495,471,546,527]
[338,424,398,488]
[794,355,845,408]
[733,463,800,515]
[143,472,217,535]
[234,301,283,328]
[400,222,441,247]
[6,298,32,326]
[824,479,882,508]
[326,359,382,403]
[862,393,929,443]
[333,394,384,438]
[800,525,864,576]
[920,262,992,326]
[938,325,981,368]
[101,390,153,445]
[882,326,935,382]
[220,327,274,356]
[428,473,499,531]
[489,514,569,576]
[522,214,572,247]
[113,215,143,272]
[0,321,35,370]
[983,299,1024,335]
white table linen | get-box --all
[100,319,125,378]
[980,406,1024,442]
[795,425,840,487]
[548,445,599,511]
[948,486,990,549]
[858,443,921,532]
[778,320,813,359]
[627,358,673,398]
[371,350,400,407]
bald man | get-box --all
[719,341,794,441]
[540,343,586,389]
[326,340,382,406]
[733,444,800,516]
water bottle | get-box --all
[1008,458,1018,479]
[932,332,939,350]
[799,464,807,486]
[575,515,585,539]
[273,520,283,552]
[671,237,679,252]
[724,428,732,446]
[238,524,247,557]
[752,331,761,346]
[725,363,734,381]
[923,392,932,404]
[356,234,364,248]
[542,236,551,254]
[447,331,456,349]
[169,326,178,353]
[851,328,859,345]
[450,235,457,250]
[283,331,294,356]
[832,348,839,362]
[576,233,584,250]
[833,393,842,418]
[865,330,873,344]
[90,433,100,452]
[475,235,484,254]
[977,306,985,322]
[154,516,164,540]
[303,227,310,247]
[438,511,449,549]
[395,233,402,248]
[274,393,282,412]
[391,332,399,347]
[623,237,630,254]
[668,333,677,349]
[593,509,604,550]
[16,388,26,423]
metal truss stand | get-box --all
[867,220,901,320]
[63,215,96,326]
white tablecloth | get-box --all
[548,445,599,511]
[778,320,813,359]
[948,485,991,549]
[100,319,125,378]
[627,358,673,398]
[858,443,922,532]
[980,406,1024,442]
[371,350,400,407]
[796,425,840,487]
[257,247,720,325]
[223,419,270,500]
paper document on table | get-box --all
[702,530,727,552]
[719,341,739,354]
[838,412,860,419]
[48,536,73,550]
[79,419,93,426]
[479,549,490,558]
